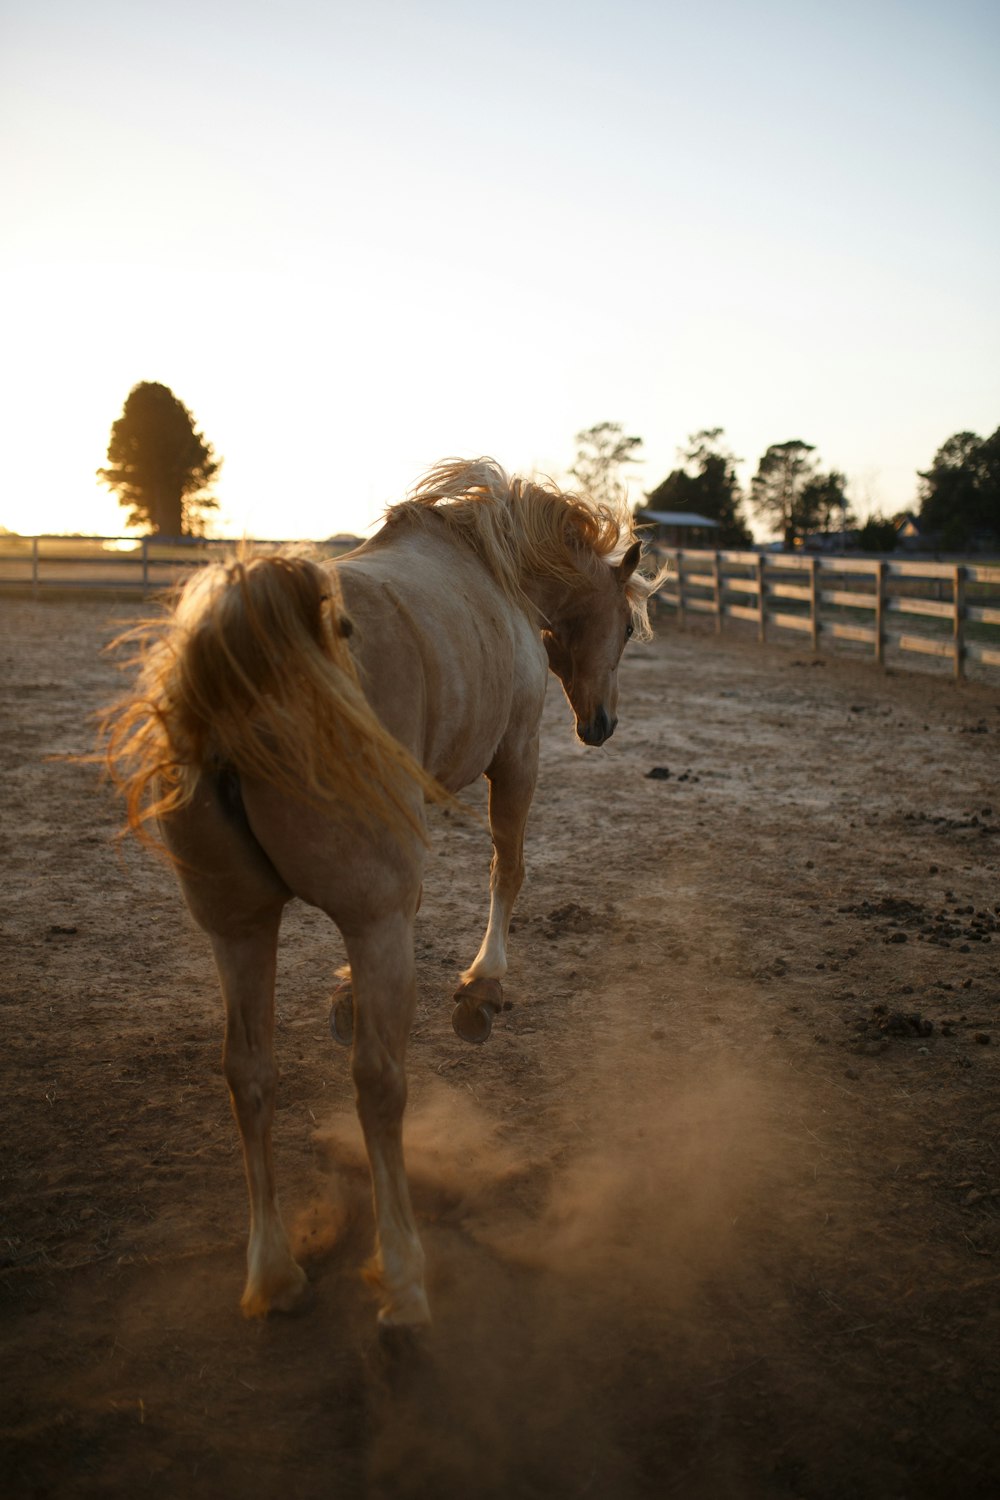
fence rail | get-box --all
[0,534,355,597]
[654,547,1000,680]
[4,536,1000,682]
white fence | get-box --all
[654,548,1000,680]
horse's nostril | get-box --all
[578,708,615,746]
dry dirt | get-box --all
[2,594,999,1500]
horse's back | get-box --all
[335,525,546,790]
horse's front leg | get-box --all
[454,733,539,1042]
[344,910,429,1329]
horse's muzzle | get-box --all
[577,708,617,746]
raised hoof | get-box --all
[452,977,503,1045]
[452,1001,493,1044]
[329,984,353,1046]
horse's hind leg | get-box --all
[344,910,428,1328]
[454,734,538,1042]
[211,918,308,1318]
[165,779,304,1318]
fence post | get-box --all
[141,536,149,596]
[953,564,966,680]
[713,551,723,634]
[32,537,39,600]
[677,552,686,630]
[809,557,819,651]
[874,560,887,666]
[756,554,766,642]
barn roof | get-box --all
[637,509,720,528]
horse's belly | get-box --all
[426,657,546,792]
[425,695,512,791]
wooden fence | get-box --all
[0,535,354,597]
[653,548,1000,680]
[4,536,999,682]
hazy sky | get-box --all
[2,0,997,539]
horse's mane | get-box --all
[383,458,663,639]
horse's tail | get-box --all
[102,551,442,848]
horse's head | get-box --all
[542,540,642,747]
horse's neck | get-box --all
[517,568,577,628]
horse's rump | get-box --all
[102,552,443,849]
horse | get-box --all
[104,458,663,1331]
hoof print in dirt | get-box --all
[538,901,606,944]
[546,901,595,930]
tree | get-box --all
[98,382,221,535]
[749,440,818,548]
[645,427,752,546]
[798,470,853,535]
[856,513,899,552]
[918,428,1000,549]
[568,422,643,507]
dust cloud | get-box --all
[309,1022,806,1500]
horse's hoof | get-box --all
[452,1000,493,1044]
[329,985,353,1046]
[241,1262,309,1319]
[451,977,502,1045]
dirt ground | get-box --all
[2,592,999,1500]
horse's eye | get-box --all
[625,622,634,640]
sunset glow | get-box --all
[2,0,997,540]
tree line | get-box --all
[571,420,1000,551]
[91,382,998,551]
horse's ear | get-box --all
[617,541,642,583]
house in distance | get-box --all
[635,509,721,548]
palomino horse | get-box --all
[105,459,661,1330]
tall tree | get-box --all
[798,469,852,535]
[645,427,752,546]
[749,439,818,548]
[918,428,1000,549]
[98,382,221,535]
[568,421,643,507]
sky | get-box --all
[1,0,998,541]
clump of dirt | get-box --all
[842,894,999,948]
[849,1005,935,1052]
[644,764,700,782]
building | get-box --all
[636,509,721,547]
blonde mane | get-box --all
[383,458,663,640]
